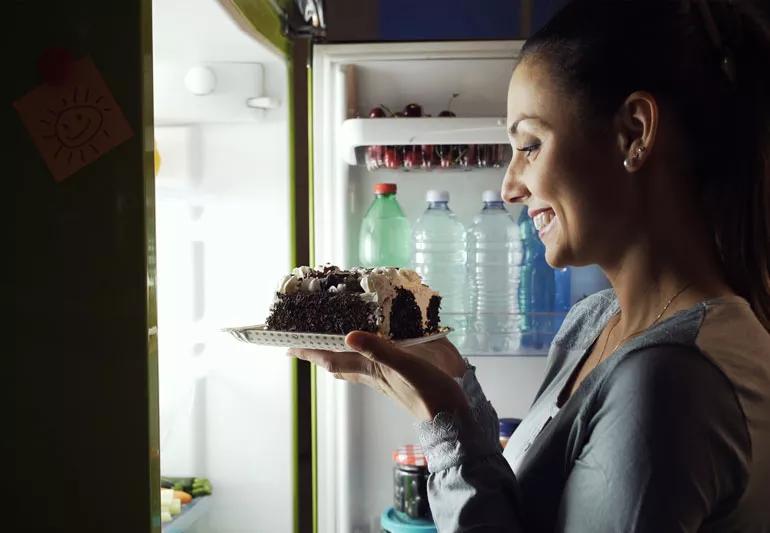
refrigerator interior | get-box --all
[312,41,609,533]
[152,0,294,531]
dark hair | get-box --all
[522,0,770,331]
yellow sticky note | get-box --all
[14,56,134,182]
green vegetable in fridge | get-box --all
[191,478,212,496]
[161,476,212,496]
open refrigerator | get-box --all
[310,40,608,533]
[151,2,607,530]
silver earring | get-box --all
[623,145,646,170]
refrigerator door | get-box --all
[153,0,298,531]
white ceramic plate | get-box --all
[223,325,452,352]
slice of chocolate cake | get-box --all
[265,265,442,339]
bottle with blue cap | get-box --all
[412,190,467,346]
[517,209,556,349]
[467,190,522,353]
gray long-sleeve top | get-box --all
[415,290,770,532]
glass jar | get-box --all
[499,418,522,450]
[392,445,431,521]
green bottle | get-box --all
[358,183,412,268]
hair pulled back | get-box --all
[523,0,770,330]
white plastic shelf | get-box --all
[339,117,509,165]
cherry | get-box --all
[368,107,386,118]
[383,147,403,169]
[438,93,459,118]
[421,145,436,169]
[403,146,423,169]
[403,103,423,117]
[366,145,383,169]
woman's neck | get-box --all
[601,214,733,338]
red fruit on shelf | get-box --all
[368,106,386,118]
[439,93,460,118]
[366,145,383,169]
[383,147,403,169]
[403,103,423,117]
[403,146,423,169]
[490,144,503,168]
[421,145,436,169]
[459,145,477,168]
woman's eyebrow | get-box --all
[509,115,542,135]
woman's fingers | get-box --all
[287,347,373,376]
[345,332,446,392]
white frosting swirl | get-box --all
[292,266,314,279]
[278,274,301,295]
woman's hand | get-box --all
[287,332,470,421]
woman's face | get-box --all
[503,56,633,268]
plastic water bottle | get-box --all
[412,190,467,346]
[517,210,556,350]
[359,183,411,268]
[553,266,571,334]
[467,191,521,353]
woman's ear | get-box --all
[615,91,658,173]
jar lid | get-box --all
[380,507,437,532]
[392,444,427,467]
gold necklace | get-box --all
[597,282,693,363]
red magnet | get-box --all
[37,47,76,85]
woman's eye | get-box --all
[516,143,541,156]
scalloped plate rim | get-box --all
[222,324,453,351]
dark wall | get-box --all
[11,1,158,531]
[323,0,569,42]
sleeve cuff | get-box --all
[413,359,501,472]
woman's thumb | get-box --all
[345,331,383,360]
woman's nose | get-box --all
[501,157,529,205]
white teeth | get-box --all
[533,210,555,231]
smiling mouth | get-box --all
[65,119,92,141]
[533,209,557,236]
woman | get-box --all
[290,0,770,530]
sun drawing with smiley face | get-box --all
[14,56,134,182]
[40,85,112,165]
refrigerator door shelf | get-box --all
[339,117,509,165]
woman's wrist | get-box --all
[447,356,470,378]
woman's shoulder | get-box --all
[604,295,770,411]
[552,288,618,349]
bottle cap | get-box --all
[374,183,397,194]
[425,190,449,203]
[483,190,501,203]
[498,418,521,438]
[392,444,427,467]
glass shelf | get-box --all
[162,496,211,533]
[441,311,566,357]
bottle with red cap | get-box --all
[359,183,412,268]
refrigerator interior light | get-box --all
[184,65,217,95]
